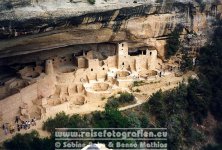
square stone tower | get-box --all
[117,42,129,70]
[45,59,54,75]
[146,49,157,70]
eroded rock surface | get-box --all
[0,0,221,63]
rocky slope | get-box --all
[0,0,221,64]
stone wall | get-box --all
[0,75,56,124]
[0,83,38,124]
[117,42,129,70]
[135,55,148,71]
[37,76,56,98]
[20,83,38,106]
[106,56,117,68]
[147,49,157,70]
[88,59,100,71]
[0,93,22,124]
[76,57,88,68]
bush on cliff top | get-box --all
[87,0,95,5]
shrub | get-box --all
[3,130,53,150]
[134,89,141,92]
[180,52,193,72]
[106,98,120,108]
[92,107,129,128]
[43,112,89,134]
[43,112,69,134]
[106,92,135,108]
[133,81,145,87]
[126,112,141,128]
[165,26,183,59]
[87,0,95,5]
[140,115,150,128]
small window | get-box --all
[143,50,147,55]
[150,52,152,56]
[103,68,105,70]
[122,62,125,66]
[91,69,93,71]
[122,44,124,47]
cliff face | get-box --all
[0,0,221,64]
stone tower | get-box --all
[45,60,54,75]
[117,42,129,70]
[146,49,157,70]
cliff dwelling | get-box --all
[0,41,172,124]
[1,0,217,147]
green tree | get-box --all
[3,130,53,150]
[202,144,222,150]
[92,107,129,128]
[43,112,69,134]
[165,27,182,59]
[198,24,222,121]
[140,115,150,128]
[214,126,222,144]
[180,52,193,72]
[126,112,141,128]
[106,92,135,108]
[187,79,209,124]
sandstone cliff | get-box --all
[0,0,221,64]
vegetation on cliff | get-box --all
[198,22,222,122]
[87,0,95,5]
[165,26,183,59]
[105,92,135,108]
[144,82,208,149]
[3,130,53,150]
